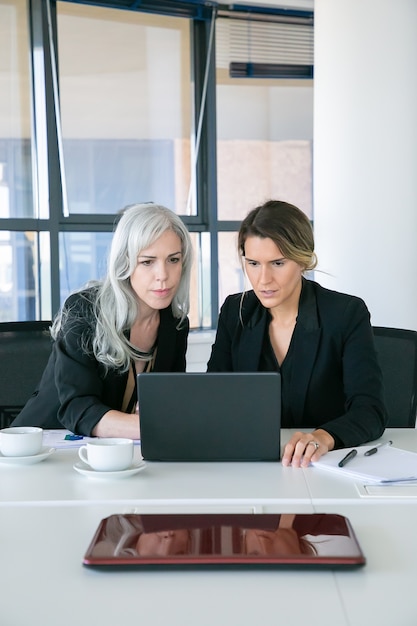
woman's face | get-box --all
[244,528,302,556]
[130,230,183,313]
[136,530,191,556]
[243,236,303,314]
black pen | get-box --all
[338,449,357,467]
[364,440,393,457]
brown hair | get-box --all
[238,200,317,271]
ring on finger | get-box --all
[308,441,320,451]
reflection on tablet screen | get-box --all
[83,513,366,569]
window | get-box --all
[0,0,313,327]
[0,0,49,321]
[58,4,194,216]
[0,1,34,219]
[215,12,314,299]
[55,3,207,327]
[0,230,50,322]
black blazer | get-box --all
[207,279,387,448]
[12,290,189,435]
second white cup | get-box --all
[0,426,43,457]
[78,438,134,471]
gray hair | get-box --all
[52,203,193,372]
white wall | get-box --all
[313,0,417,330]
[186,330,216,372]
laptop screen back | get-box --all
[137,372,281,461]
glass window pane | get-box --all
[218,232,243,304]
[216,78,313,222]
[191,232,212,329]
[188,232,202,330]
[59,232,112,302]
[0,0,34,218]
[216,15,313,223]
[0,231,50,321]
[57,3,194,216]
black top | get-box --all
[12,288,189,435]
[207,278,387,448]
[259,316,296,429]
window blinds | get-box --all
[216,14,314,78]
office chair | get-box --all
[0,321,52,429]
[373,326,417,428]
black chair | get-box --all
[373,326,417,428]
[0,321,53,429]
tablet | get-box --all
[83,513,366,569]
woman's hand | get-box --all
[91,410,140,440]
[281,429,335,468]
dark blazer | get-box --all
[207,278,387,448]
[12,290,189,435]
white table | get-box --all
[313,501,417,626]
[2,428,415,507]
[0,503,353,626]
[0,430,312,508]
[3,502,416,626]
[0,451,313,510]
[1,429,417,626]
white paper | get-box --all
[42,429,95,449]
[312,444,417,483]
[42,429,140,449]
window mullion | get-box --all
[192,12,219,326]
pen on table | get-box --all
[380,476,417,484]
[364,440,393,457]
[338,449,357,467]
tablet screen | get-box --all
[83,513,366,569]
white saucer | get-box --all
[0,447,55,466]
[73,460,146,479]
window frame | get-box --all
[0,0,313,327]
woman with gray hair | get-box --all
[13,203,193,438]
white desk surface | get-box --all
[0,450,312,509]
[0,429,417,510]
[314,502,417,626]
[0,430,313,508]
[1,500,417,626]
[1,429,417,626]
[1,428,415,507]
[0,503,349,626]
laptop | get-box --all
[83,512,366,569]
[137,372,281,462]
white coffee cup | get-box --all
[78,438,134,471]
[0,426,43,457]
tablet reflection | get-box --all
[89,513,354,560]
[243,527,315,556]
[136,530,191,556]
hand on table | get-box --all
[281,429,335,468]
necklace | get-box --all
[130,343,156,361]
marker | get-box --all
[364,440,393,457]
[338,449,357,467]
